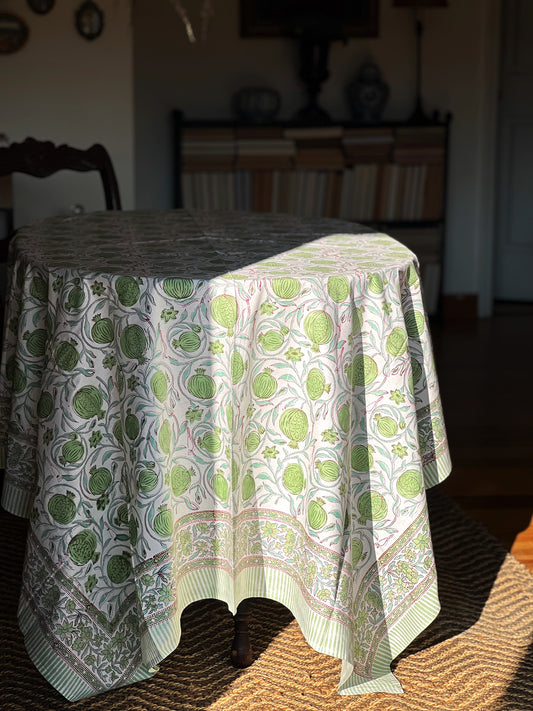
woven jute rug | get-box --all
[1,488,532,711]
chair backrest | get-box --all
[0,137,122,210]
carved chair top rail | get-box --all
[0,137,122,210]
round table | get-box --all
[0,210,451,701]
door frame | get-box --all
[478,0,502,317]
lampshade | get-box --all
[393,1,447,6]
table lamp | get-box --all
[393,0,448,124]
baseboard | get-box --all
[450,494,533,508]
[442,294,478,320]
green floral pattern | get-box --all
[0,211,451,701]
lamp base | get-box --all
[293,102,331,125]
[292,35,333,125]
[406,99,436,125]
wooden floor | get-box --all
[431,302,533,572]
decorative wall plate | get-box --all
[75,1,104,41]
[0,14,29,54]
[27,0,55,14]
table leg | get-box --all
[231,599,253,668]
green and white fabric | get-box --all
[0,210,451,701]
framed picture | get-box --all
[27,0,55,14]
[240,0,379,38]
[0,14,29,54]
[75,1,104,41]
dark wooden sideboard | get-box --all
[172,111,451,316]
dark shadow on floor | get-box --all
[501,636,533,710]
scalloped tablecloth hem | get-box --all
[1,478,33,518]
[338,579,441,695]
[338,669,404,695]
[18,600,157,702]
[422,448,453,491]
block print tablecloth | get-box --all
[0,210,451,701]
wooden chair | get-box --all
[0,138,122,345]
[0,137,122,211]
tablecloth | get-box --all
[0,210,451,701]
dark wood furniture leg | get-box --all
[231,599,253,668]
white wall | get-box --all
[1,0,134,228]
[133,0,498,302]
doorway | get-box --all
[494,0,533,302]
